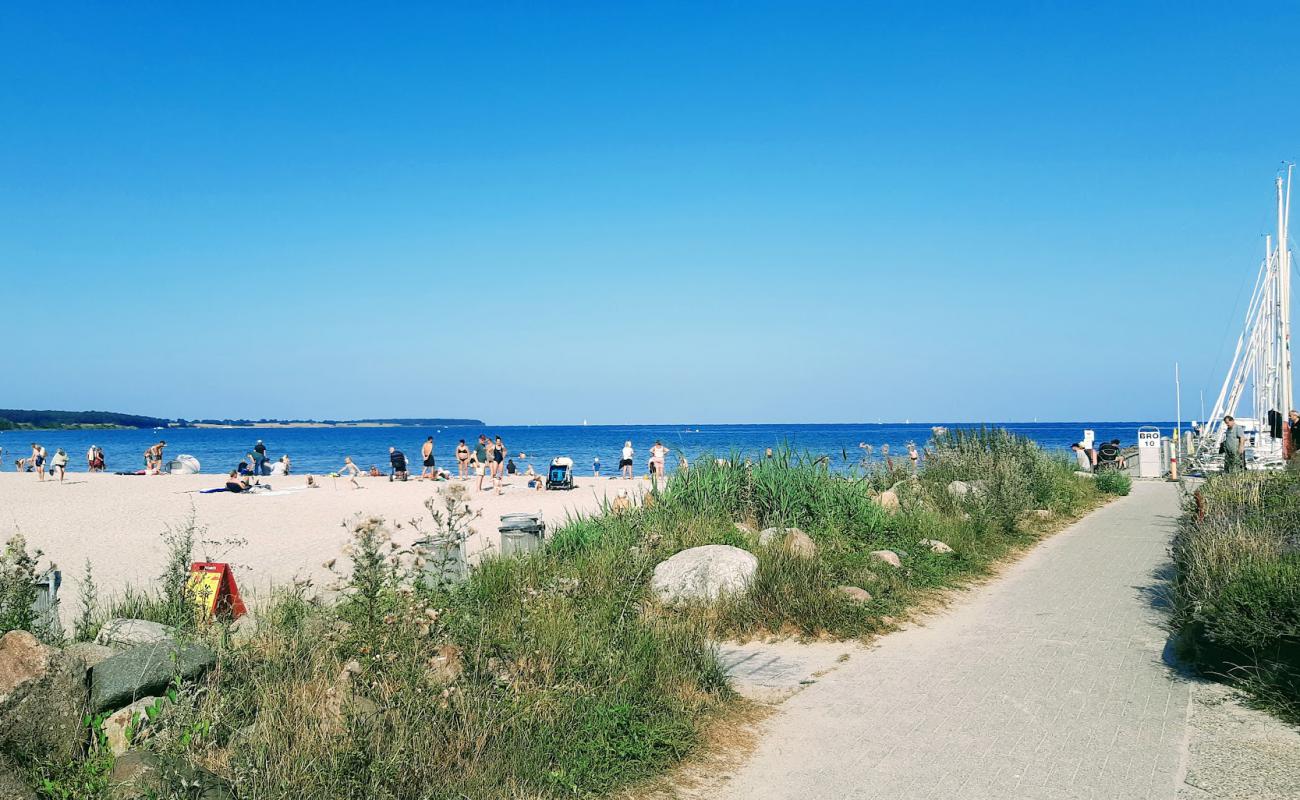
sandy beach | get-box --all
[0,472,646,626]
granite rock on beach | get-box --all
[0,631,89,765]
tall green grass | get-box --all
[1172,470,1300,721]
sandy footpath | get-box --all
[0,472,646,625]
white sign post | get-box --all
[1137,427,1162,478]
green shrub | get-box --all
[1173,470,1300,721]
[1094,469,1132,496]
[0,533,57,641]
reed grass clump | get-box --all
[1172,470,1300,721]
[1094,469,1132,496]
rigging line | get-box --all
[1203,252,1264,410]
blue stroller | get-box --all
[546,457,575,490]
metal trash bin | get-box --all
[414,535,467,587]
[498,513,545,558]
[33,570,62,638]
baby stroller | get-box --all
[546,457,575,490]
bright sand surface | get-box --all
[0,472,646,626]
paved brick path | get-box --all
[711,482,1192,800]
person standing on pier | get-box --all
[1222,416,1245,473]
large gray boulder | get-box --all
[91,640,216,713]
[0,631,89,764]
[652,545,758,603]
[95,619,174,649]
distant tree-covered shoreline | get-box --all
[0,409,168,430]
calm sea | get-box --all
[0,422,1173,476]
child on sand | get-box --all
[51,448,68,482]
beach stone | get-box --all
[229,612,259,647]
[876,490,900,511]
[102,696,163,756]
[947,480,973,497]
[0,631,89,764]
[919,539,954,554]
[758,526,805,545]
[870,550,902,569]
[651,545,758,604]
[426,644,463,685]
[107,751,233,800]
[1034,509,1053,519]
[836,586,873,604]
[782,530,817,559]
[91,640,216,713]
[95,619,174,649]
[66,641,119,670]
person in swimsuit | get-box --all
[31,443,46,481]
[421,436,436,479]
[474,435,490,491]
[225,470,251,493]
[340,456,362,477]
[493,436,506,477]
[650,441,669,478]
[455,440,471,479]
[145,441,166,474]
[620,441,634,479]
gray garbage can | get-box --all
[499,513,545,558]
[414,535,467,587]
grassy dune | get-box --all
[10,428,1108,799]
[1173,470,1300,722]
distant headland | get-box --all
[0,410,483,431]
[0,409,169,430]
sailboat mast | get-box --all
[1283,165,1293,415]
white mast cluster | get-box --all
[1195,166,1294,469]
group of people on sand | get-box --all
[452,434,511,492]
[12,443,69,482]
[611,440,672,479]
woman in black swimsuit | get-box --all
[493,436,506,480]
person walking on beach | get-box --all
[474,435,490,490]
[593,455,601,477]
[620,441,634,478]
[1222,415,1246,473]
[253,440,268,476]
[51,448,68,482]
[421,436,436,479]
[455,440,471,478]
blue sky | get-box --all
[3,2,1298,424]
